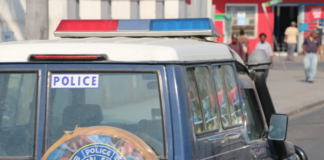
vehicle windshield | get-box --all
[47,72,164,156]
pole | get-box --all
[25,0,49,40]
[262,3,286,70]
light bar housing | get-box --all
[28,54,108,61]
[54,18,219,38]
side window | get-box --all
[211,66,230,127]
[187,69,204,133]
[241,89,264,141]
[0,73,38,157]
[186,67,219,134]
[222,65,242,125]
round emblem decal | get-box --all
[70,143,125,160]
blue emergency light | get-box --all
[54,18,219,38]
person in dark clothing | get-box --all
[238,29,249,63]
[303,30,322,83]
[316,22,323,59]
[316,22,323,45]
[229,34,245,63]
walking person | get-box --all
[238,29,249,63]
[284,21,299,61]
[255,33,273,78]
[316,22,323,61]
[303,30,322,83]
[229,33,245,62]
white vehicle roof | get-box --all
[0,37,244,64]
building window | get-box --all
[226,4,258,38]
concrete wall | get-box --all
[48,0,68,39]
[0,0,214,42]
[0,0,26,42]
[80,0,101,19]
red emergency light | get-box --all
[29,54,108,61]
[55,20,119,32]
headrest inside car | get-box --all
[62,104,103,130]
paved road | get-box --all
[273,61,324,70]
[287,105,324,160]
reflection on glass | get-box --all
[0,73,38,157]
[269,114,288,141]
[212,66,230,127]
[241,89,263,141]
[48,73,164,156]
[195,67,219,131]
[186,68,204,133]
[222,65,242,125]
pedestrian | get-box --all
[303,30,322,83]
[229,33,245,62]
[316,22,323,61]
[255,33,273,78]
[238,29,249,63]
[284,21,299,61]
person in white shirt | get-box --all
[255,33,273,60]
[255,33,273,78]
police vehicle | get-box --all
[0,18,307,160]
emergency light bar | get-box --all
[54,18,219,38]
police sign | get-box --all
[51,74,99,88]
[71,143,125,160]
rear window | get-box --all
[0,73,38,157]
[46,72,164,156]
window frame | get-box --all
[237,73,269,143]
[0,69,41,160]
[225,3,259,39]
[211,63,244,130]
[45,68,168,159]
[184,64,222,137]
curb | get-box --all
[287,100,324,117]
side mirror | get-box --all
[268,114,288,141]
[247,49,272,72]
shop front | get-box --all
[213,0,324,54]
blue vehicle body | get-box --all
[0,61,298,160]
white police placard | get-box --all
[51,74,99,88]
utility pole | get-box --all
[25,0,49,40]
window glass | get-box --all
[0,73,38,157]
[195,67,219,131]
[186,69,204,133]
[47,72,164,156]
[211,66,230,127]
[226,5,257,38]
[186,67,219,134]
[222,65,242,125]
[241,89,263,141]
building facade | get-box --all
[0,0,215,43]
[213,0,324,53]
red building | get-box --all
[213,0,324,53]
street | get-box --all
[287,104,324,160]
[268,55,324,159]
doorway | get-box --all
[274,6,299,51]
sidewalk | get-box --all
[267,56,324,116]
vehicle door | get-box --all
[44,64,172,160]
[0,64,46,160]
[184,64,248,160]
[209,64,250,160]
[235,72,274,160]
